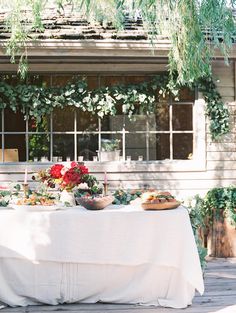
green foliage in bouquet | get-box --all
[112,189,142,205]
[74,174,102,198]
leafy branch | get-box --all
[1,1,236,84]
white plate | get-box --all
[9,204,66,212]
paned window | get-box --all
[0,74,195,163]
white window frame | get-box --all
[0,74,206,172]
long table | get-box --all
[0,205,204,308]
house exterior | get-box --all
[0,7,235,200]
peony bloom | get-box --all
[50,164,64,179]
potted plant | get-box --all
[98,139,121,161]
[189,187,236,258]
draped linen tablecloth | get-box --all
[0,205,204,308]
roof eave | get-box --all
[0,39,236,59]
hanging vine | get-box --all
[0,74,230,140]
[198,78,230,140]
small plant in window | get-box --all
[101,139,120,151]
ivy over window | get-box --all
[0,74,230,140]
[198,78,230,141]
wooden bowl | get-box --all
[141,201,181,210]
[76,195,114,210]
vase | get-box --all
[60,190,76,206]
[98,150,120,162]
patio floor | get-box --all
[1,258,236,313]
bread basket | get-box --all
[141,201,181,210]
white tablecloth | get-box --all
[0,205,204,308]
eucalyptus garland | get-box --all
[0,74,230,140]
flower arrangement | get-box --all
[33,162,97,192]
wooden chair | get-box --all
[0,149,19,162]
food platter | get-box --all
[141,201,181,210]
[140,191,181,211]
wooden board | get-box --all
[208,210,236,257]
[141,201,180,210]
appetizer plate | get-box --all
[9,204,66,211]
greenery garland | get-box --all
[0,74,230,140]
[201,186,236,225]
[198,78,230,140]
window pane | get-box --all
[0,110,2,130]
[53,135,74,161]
[86,76,99,90]
[77,110,98,131]
[155,103,169,131]
[125,115,147,131]
[173,104,192,131]
[51,75,76,87]
[100,76,124,87]
[53,107,75,131]
[28,116,50,132]
[177,88,195,102]
[4,109,25,132]
[102,115,124,131]
[29,134,50,161]
[150,134,170,160]
[173,134,193,159]
[126,133,146,161]
[101,134,122,161]
[125,76,149,84]
[5,135,26,161]
[0,74,18,86]
[77,134,98,161]
[28,75,51,87]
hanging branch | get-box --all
[0,0,236,84]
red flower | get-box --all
[63,168,81,185]
[70,162,89,174]
[50,164,64,179]
[59,164,89,191]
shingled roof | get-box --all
[0,5,157,41]
[0,7,151,40]
[1,3,235,44]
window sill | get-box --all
[85,159,206,172]
[0,159,206,173]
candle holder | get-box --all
[22,183,29,198]
[103,183,109,196]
